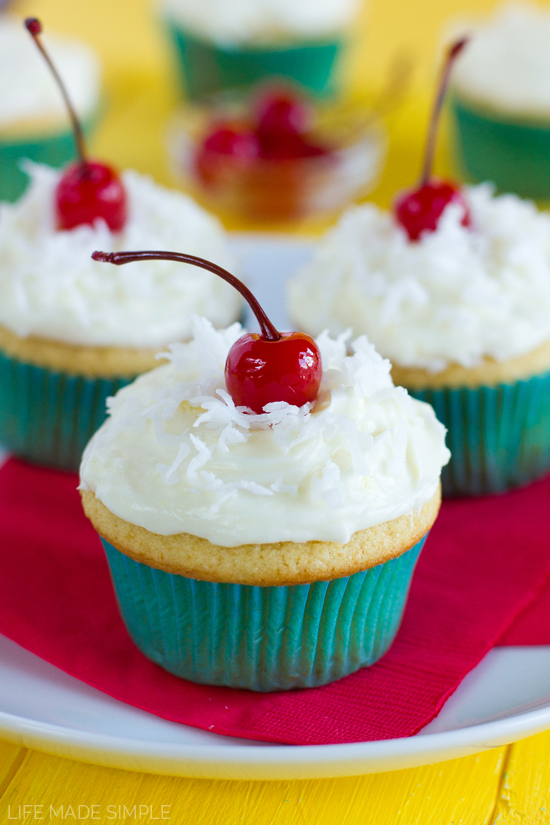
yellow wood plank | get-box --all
[491,730,550,824]
[0,741,27,802]
[0,745,505,825]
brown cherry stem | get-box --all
[25,17,87,168]
[419,37,469,186]
[92,250,282,342]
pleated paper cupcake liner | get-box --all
[102,533,427,692]
[0,113,100,203]
[0,348,131,472]
[165,20,345,100]
[450,96,550,200]
[411,371,550,497]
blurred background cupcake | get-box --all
[0,14,101,202]
[0,162,241,471]
[449,2,550,200]
[288,184,550,497]
[159,0,363,100]
[289,39,550,498]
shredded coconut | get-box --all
[0,164,241,347]
[288,184,550,372]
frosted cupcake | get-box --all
[0,15,101,202]
[289,40,550,497]
[0,163,241,470]
[80,250,449,691]
[161,0,362,99]
[0,19,242,472]
[450,3,550,199]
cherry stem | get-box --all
[419,37,468,186]
[92,250,282,342]
[25,17,87,168]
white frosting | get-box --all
[80,317,449,546]
[0,164,242,348]
[451,2,550,117]
[288,185,550,372]
[162,0,360,45]
[0,16,100,129]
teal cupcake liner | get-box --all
[0,112,100,203]
[102,533,427,692]
[0,348,131,471]
[164,20,345,100]
[410,370,550,497]
[450,95,550,200]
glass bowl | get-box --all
[167,98,386,223]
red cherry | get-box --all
[395,181,471,242]
[56,161,127,231]
[255,89,313,140]
[202,123,260,159]
[394,38,469,242]
[25,18,127,233]
[196,122,260,185]
[92,250,323,414]
[225,332,322,413]
[258,133,330,161]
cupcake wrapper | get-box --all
[450,96,550,200]
[165,20,344,100]
[102,534,427,692]
[0,348,130,471]
[411,371,550,496]
[0,113,100,203]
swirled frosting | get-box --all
[162,0,360,45]
[0,16,100,129]
[288,185,550,372]
[80,317,449,546]
[0,163,241,347]
[451,3,550,118]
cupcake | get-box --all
[290,37,550,497]
[0,15,101,202]
[0,164,241,471]
[449,2,550,200]
[288,184,550,496]
[79,283,449,690]
[160,0,362,100]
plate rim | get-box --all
[1,683,550,780]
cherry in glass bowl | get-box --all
[168,89,386,224]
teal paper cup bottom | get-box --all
[102,533,427,692]
[410,370,550,497]
[165,20,345,100]
[0,347,131,472]
[450,95,550,200]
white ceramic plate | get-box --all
[2,236,550,780]
[2,636,550,780]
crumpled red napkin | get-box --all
[1,457,549,746]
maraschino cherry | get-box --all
[196,84,330,181]
[25,18,127,232]
[92,249,322,414]
[395,38,470,242]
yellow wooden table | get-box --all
[2,0,550,820]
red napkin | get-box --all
[1,457,550,746]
